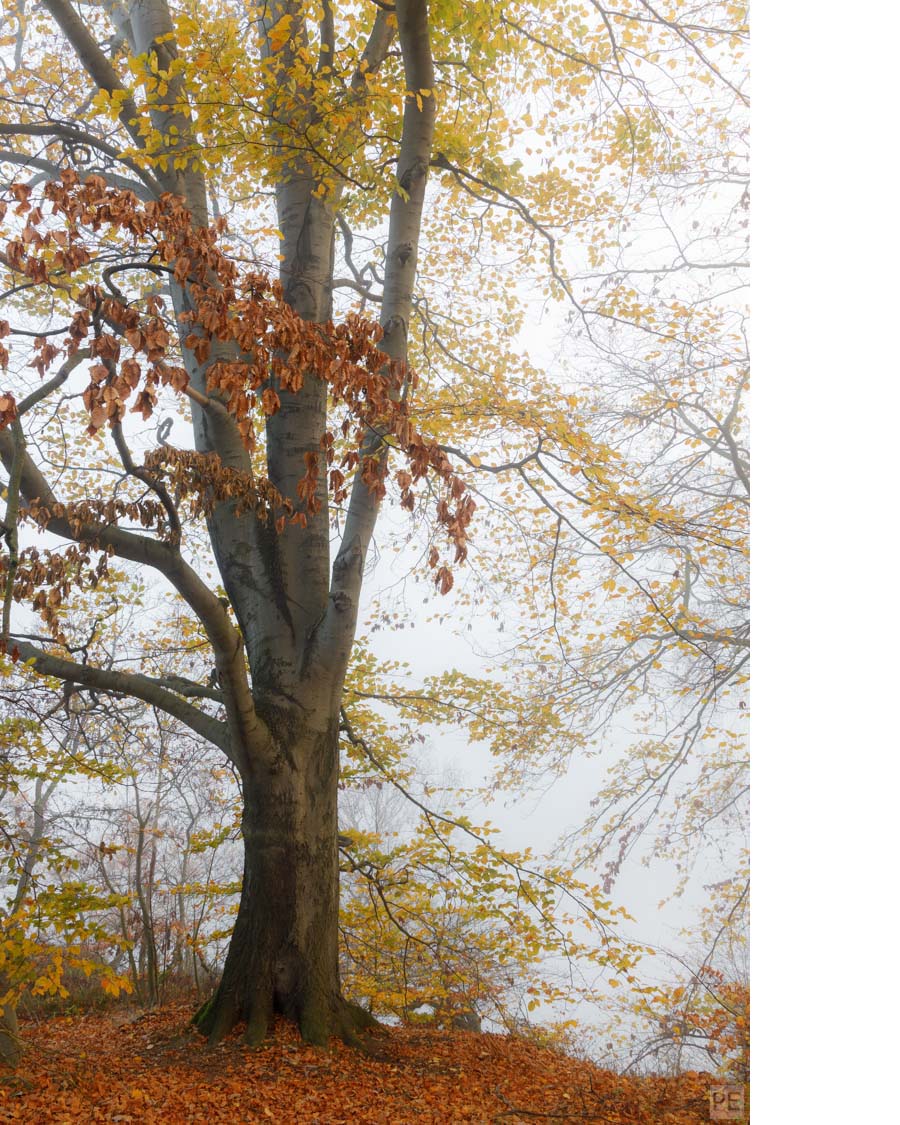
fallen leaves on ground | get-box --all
[0,1004,719,1123]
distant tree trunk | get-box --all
[0,1005,21,1069]
[133,782,160,1007]
[0,774,60,1067]
[168,801,202,987]
[194,718,375,1046]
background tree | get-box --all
[337,715,626,1035]
[355,0,751,908]
[0,664,134,1065]
[71,714,241,1005]
[620,868,749,1081]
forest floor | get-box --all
[0,1003,723,1123]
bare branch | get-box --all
[0,123,163,196]
[1,420,25,643]
[18,349,88,415]
[6,638,227,750]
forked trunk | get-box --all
[193,722,373,1047]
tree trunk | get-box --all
[0,1002,22,1069]
[193,719,374,1047]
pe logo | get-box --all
[709,1084,746,1121]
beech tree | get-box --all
[0,0,472,1047]
[0,0,748,1050]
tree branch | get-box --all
[0,429,263,761]
[0,123,163,196]
[351,5,396,91]
[317,0,335,74]
[41,0,148,151]
[151,673,224,702]
[0,144,156,199]
[325,0,435,671]
[7,638,227,750]
[1,420,25,644]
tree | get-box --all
[625,873,749,1082]
[0,165,469,1046]
[0,0,467,1047]
[337,729,606,1035]
[73,711,241,1006]
[484,290,750,898]
[0,0,748,1051]
[0,662,133,1065]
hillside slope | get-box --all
[0,1005,722,1123]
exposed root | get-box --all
[298,992,330,1049]
[191,995,213,1031]
[193,989,239,1048]
[193,989,382,1051]
[342,999,380,1035]
[337,998,383,1052]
